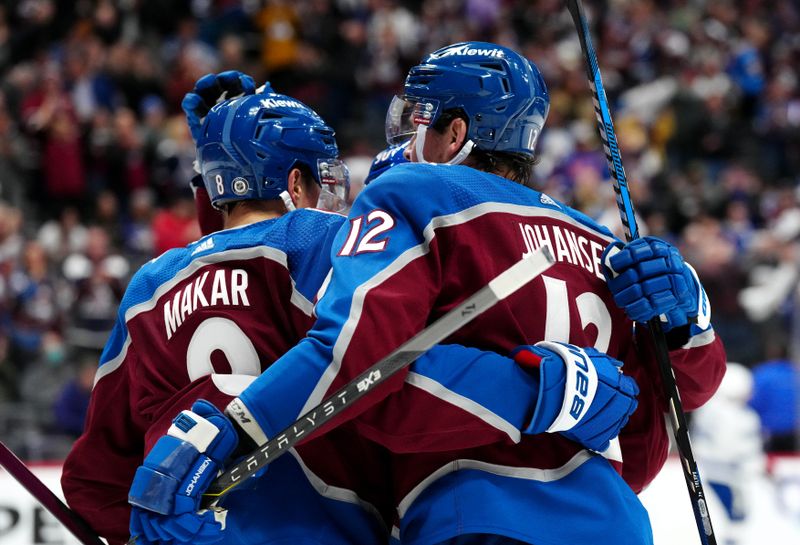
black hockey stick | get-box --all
[0,441,106,545]
[565,2,717,544]
[202,245,555,504]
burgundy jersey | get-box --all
[237,163,726,545]
[61,210,391,545]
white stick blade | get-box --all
[488,246,555,300]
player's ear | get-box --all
[287,167,304,206]
[448,118,468,154]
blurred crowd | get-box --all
[0,0,798,459]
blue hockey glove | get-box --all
[602,236,711,332]
[181,71,257,143]
[512,342,639,452]
[364,144,408,185]
[128,400,239,545]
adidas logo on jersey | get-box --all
[540,194,559,208]
[431,45,505,59]
[191,237,215,256]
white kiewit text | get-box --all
[260,97,306,110]
[431,44,505,59]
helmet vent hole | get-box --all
[255,151,267,159]
[254,125,265,140]
[495,105,507,112]
[478,62,505,72]
[501,78,510,93]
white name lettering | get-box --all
[164,269,251,339]
[519,222,607,280]
[184,457,212,495]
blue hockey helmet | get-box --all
[386,41,549,162]
[197,92,349,212]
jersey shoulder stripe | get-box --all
[97,212,343,377]
[368,163,615,240]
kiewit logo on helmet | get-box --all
[431,45,505,59]
[260,97,306,110]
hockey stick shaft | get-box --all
[202,245,555,503]
[565,2,716,544]
[0,441,106,545]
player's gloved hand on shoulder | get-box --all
[512,342,639,452]
[601,236,711,332]
[182,71,257,143]
[128,400,239,545]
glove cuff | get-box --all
[684,262,711,329]
[225,398,269,447]
[535,341,599,433]
[169,409,224,454]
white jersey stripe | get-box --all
[298,200,614,417]
[94,246,313,386]
[405,372,521,443]
[396,450,595,518]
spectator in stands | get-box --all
[151,191,200,255]
[36,206,88,267]
[62,227,128,350]
[7,240,64,364]
[52,356,96,437]
[121,188,155,268]
[20,62,86,216]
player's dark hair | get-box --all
[293,162,318,191]
[432,108,537,187]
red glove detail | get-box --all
[513,349,542,371]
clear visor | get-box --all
[385,96,441,145]
[316,158,350,213]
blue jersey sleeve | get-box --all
[238,165,453,437]
[237,164,556,449]
[283,209,347,303]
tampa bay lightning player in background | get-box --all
[127,41,725,545]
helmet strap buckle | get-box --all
[279,190,296,212]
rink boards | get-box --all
[0,457,797,544]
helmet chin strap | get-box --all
[279,190,296,212]
[414,125,475,165]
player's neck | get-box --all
[223,200,287,229]
[462,156,513,181]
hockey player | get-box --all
[364,143,408,186]
[128,42,725,545]
[74,72,625,545]
[247,42,725,544]
[60,82,388,545]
